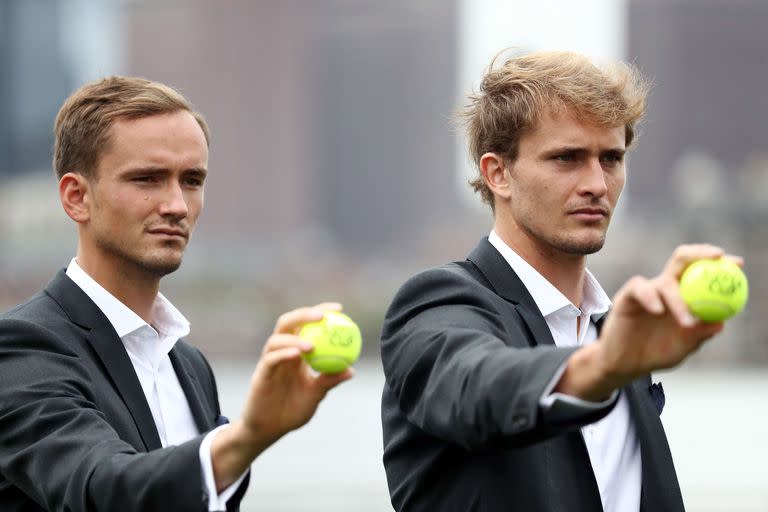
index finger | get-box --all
[311,302,343,312]
[663,244,725,279]
[272,303,344,335]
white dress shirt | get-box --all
[66,258,245,511]
[488,231,642,512]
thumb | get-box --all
[315,367,354,393]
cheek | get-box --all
[608,172,626,200]
[186,193,204,222]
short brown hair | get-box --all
[460,50,650,208]
[53,76,210,180]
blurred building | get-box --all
[627,0,768,362]
[627,0,768,214]
[0,0,72,177]
[126,0,461,259]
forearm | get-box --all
[87,442,206,511]
[390,334,582,447]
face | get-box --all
[498,109,626,258]
[83,110,208,278]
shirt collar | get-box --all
[488,231,611,320]
[65,258,190,342]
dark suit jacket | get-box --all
[380,238,684,512]
[0,270,248,511]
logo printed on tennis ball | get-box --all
[299,311,362,373]
[679,258,748,323]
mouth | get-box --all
[147,228,188,241]
[568,207,609,222]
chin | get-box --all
[137,253,184,277]
[553,235,606,256]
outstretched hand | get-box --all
[211,303,353,491]
[240,302,354,445]
[558,244,742,401]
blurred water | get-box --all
[211,359,393,512]
[211,359,768,512]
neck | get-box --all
[75,248,160,324]
[493,223,587,307]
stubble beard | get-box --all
[521,216,608,257]
[95,233,184,279]
[549,233,606,256]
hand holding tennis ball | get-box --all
[299,311,362,373]
[679,258,748,323]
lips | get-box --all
[570,207,608,216]
[147,227,188,239]
[568,207,609,221]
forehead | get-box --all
[99,111,209,170]
[522,108,625,151]
[109,111,207,148]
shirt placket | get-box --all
[147,329,169,447]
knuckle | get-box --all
[656,274,675,287]
[294,307,312,318]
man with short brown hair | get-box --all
[380,51,737,511]
[0,76,351,511]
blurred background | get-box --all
[1,0,766,510]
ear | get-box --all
[479,152,512,201]
[59,172,91,223]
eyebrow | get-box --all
[120,166,208,177]
[541,146,626,157]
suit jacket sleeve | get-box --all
[0,319,210,512]
[381,265,612,451]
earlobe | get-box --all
[59,173,90,223]
[479,152,512,200]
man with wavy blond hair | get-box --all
[380,51,738,511]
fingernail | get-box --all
[300,341,314,351]
[681,312,696,327]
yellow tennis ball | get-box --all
[299,311,362,373]
[679,258,748,323]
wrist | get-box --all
[211,420,273,492]
[225,419,276,460]
[554,344,619,401]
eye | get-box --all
[132,175,158,183]
[600,152,624,164]
[182,176,205,187]
[554,153,575,162]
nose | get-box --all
[158,182,188,219]
[577,158,608,198]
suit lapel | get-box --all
[170,348,216,432]
[595,317,684,511]
[86,323,164,450]
[467,237,556,347]
[624,379,685,511]
[45,270,163,451]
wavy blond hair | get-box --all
[460,50,650,209]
